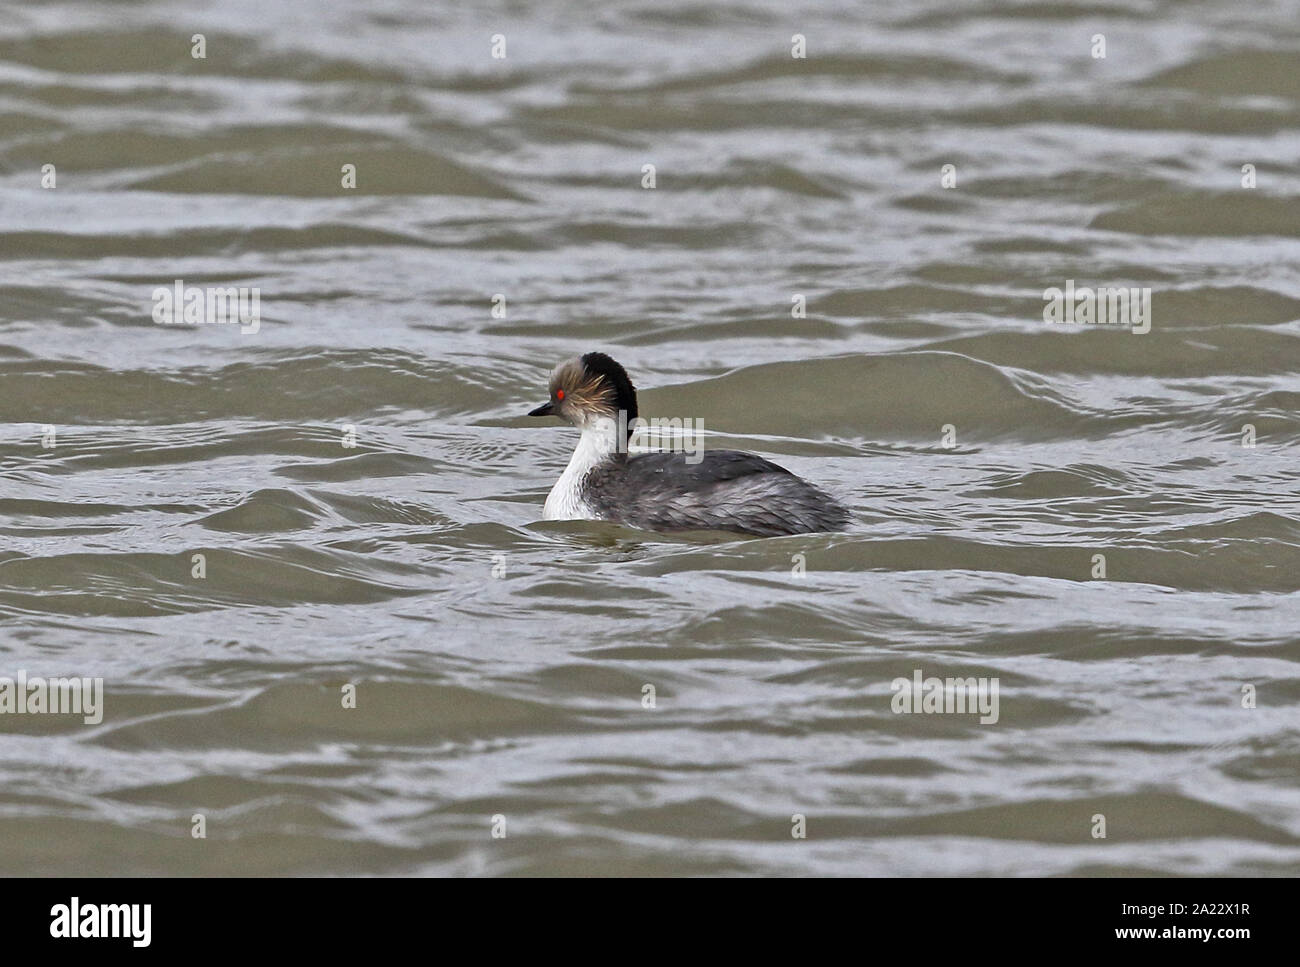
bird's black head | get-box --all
[527,352,638,431]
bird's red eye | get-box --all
[556,389,565,400]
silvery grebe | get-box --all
[527,353,849,537]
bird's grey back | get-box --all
[583,450,848,537]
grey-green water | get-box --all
[1,0,1299,875]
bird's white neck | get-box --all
[543,415,622,520]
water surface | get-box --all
[1,0,1299,875]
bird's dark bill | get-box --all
[528,402,554,417]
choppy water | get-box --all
[1,0,1299,876]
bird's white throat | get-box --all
[543,415,622,520]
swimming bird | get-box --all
[527,352,849,537]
